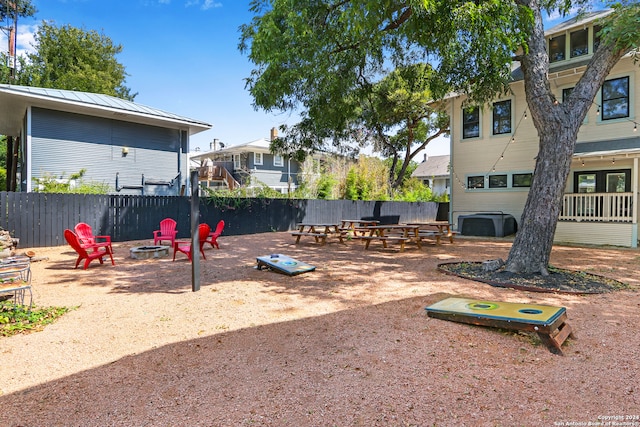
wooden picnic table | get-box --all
[406,221,457,244]
[339,219,380,237]
[291,223,344,245]
[360,224,421,251]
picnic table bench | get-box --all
[339,219,380,238]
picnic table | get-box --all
[359,224,422,251]
[406,221,457,244]
[291,223,344,245]
[339,219,380,237]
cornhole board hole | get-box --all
[425,297,574,355]
[256,254,316,276]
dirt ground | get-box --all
[1,232,639,426]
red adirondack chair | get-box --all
[64,229,115,270]
[173,223,211,261]
[74,222,113,253]
[153,218,178,246]
[205,220,225,249]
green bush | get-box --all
[33,169,110,194]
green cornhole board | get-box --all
[256,254,316,276]
[425,297,574,355]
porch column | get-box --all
[633,157,638,248]
[26,106,33,192]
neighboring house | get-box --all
[0,84,211,195]
[190,128,309,194]
[412,154,450,196]
[448,9,639,247]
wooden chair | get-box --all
[74,222,113,253]
[205,220,225,249]
[64,229,115,269]
[153,218,178,246]
[173,223,211,261]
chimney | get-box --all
[423,153,428,163]
[210,139,219,150]
[270,127,278,140]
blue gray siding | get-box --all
[243,152,303,189]
[30,108,186,195]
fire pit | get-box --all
[130,245,170,260]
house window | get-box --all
[423,179,431,187]
[233,154,241,170]
[574,169,630,193]
[489,175,507,188]
[254,152,263,166]
[492,100,512,135]
[601,76,629,120]
[562,87,573,103]
[467,176,484,189]
[273,154,284,167]
[570,29,589,58]
[462,106,480,139]
[549,34,566,62]
[512,173,532,187]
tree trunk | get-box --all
[505,0,626,275]
[505,124,576,275]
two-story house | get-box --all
[448,9,638,247]
[190,128,306,194]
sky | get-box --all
[1,0,603,157]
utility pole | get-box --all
[8,0,17,81]
[1,0,17,81]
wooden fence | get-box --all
[0,192,444,248]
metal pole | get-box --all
[190,170,200,292]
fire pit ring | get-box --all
[130,245,170,260]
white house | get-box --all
[412,154,450,197]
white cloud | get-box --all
[17,24,38,56]
[185,0,222,10]
[202,0,222,10]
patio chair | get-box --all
[64,229,115,270]
[74,222,113,253]
[173,223,211,261]
[205,220,225,249]
[153,218,178,246]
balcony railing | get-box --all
[560,192,633,222]
[197,164,240,190]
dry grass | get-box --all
[1,232,639,426]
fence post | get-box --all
[190,171,200,292]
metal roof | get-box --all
[0,84,212,136]
[574,136,640,157]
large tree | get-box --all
[240,0,640,277]
[263,61,449,190]
[13,21,135,100]
[358,64,449,189]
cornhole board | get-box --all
[256,254,316,276]
[425,297,574,355]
